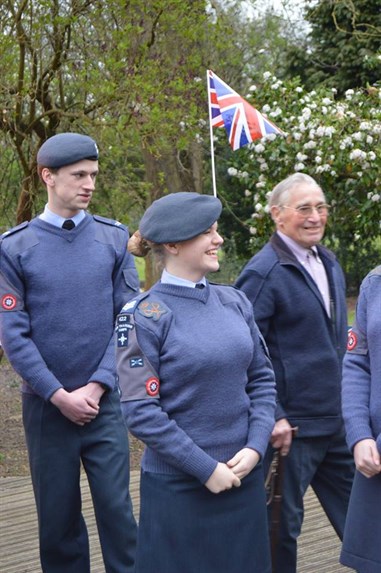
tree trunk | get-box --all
[141,148,166,289]
[16,173,39,224]
[141,142,204,289]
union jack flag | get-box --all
[208,70,284,151]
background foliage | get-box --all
[215,75,381,290]
[282,0,381,94]
[0,0,380,289]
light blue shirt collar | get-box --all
[161,269,206,288]
[39,205,86,228]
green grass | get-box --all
[133,256,146,283]
[347,309,355,327]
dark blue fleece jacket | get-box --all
[235,233,348,438]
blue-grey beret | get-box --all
[37,133,99,168]
[139,192,222,243]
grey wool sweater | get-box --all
[119,281,276,484]
[0,214,139,399]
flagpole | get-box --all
[206,70,218,198]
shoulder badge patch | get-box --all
[347,329,357,351]
[1,294,17,310]
[138,301,167,321]
[146,377,160,397]
[116,314,134,347]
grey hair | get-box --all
[268,173,325,208]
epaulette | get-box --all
[93,214,126,230]
[1,221,29,240]
[120,291,150,314]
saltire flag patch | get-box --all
[208,69,284,150]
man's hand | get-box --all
[270,418,294,455]
[353,439,381,478]
[205,462,241,494]
[50,387,100,426]
[227,447,260,479]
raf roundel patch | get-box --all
[146,377,160,397]
[1,294,17,311]
[138,301,167,321]
[347,329,358,351]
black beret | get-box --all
[139,192,222,243]
[37,133,99,168]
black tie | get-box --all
[195,283,205,289]
[62,219,75,230]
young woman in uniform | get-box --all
[116,192,276,573]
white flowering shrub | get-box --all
[216,73,381,286]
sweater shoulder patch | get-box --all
[211,283,243,305]
[93,215,128,248]
[1,222,39,255]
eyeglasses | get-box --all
[281,203,330,217]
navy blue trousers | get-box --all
[265,431,354,573]
[23,389,137,573]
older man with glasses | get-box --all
[235,172,354,573]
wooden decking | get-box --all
[0,472,351,573]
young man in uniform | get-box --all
[235,172,354,573]
[0,133,139,572]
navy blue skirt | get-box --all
[135,466,271,573]
[340,470,381,572]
